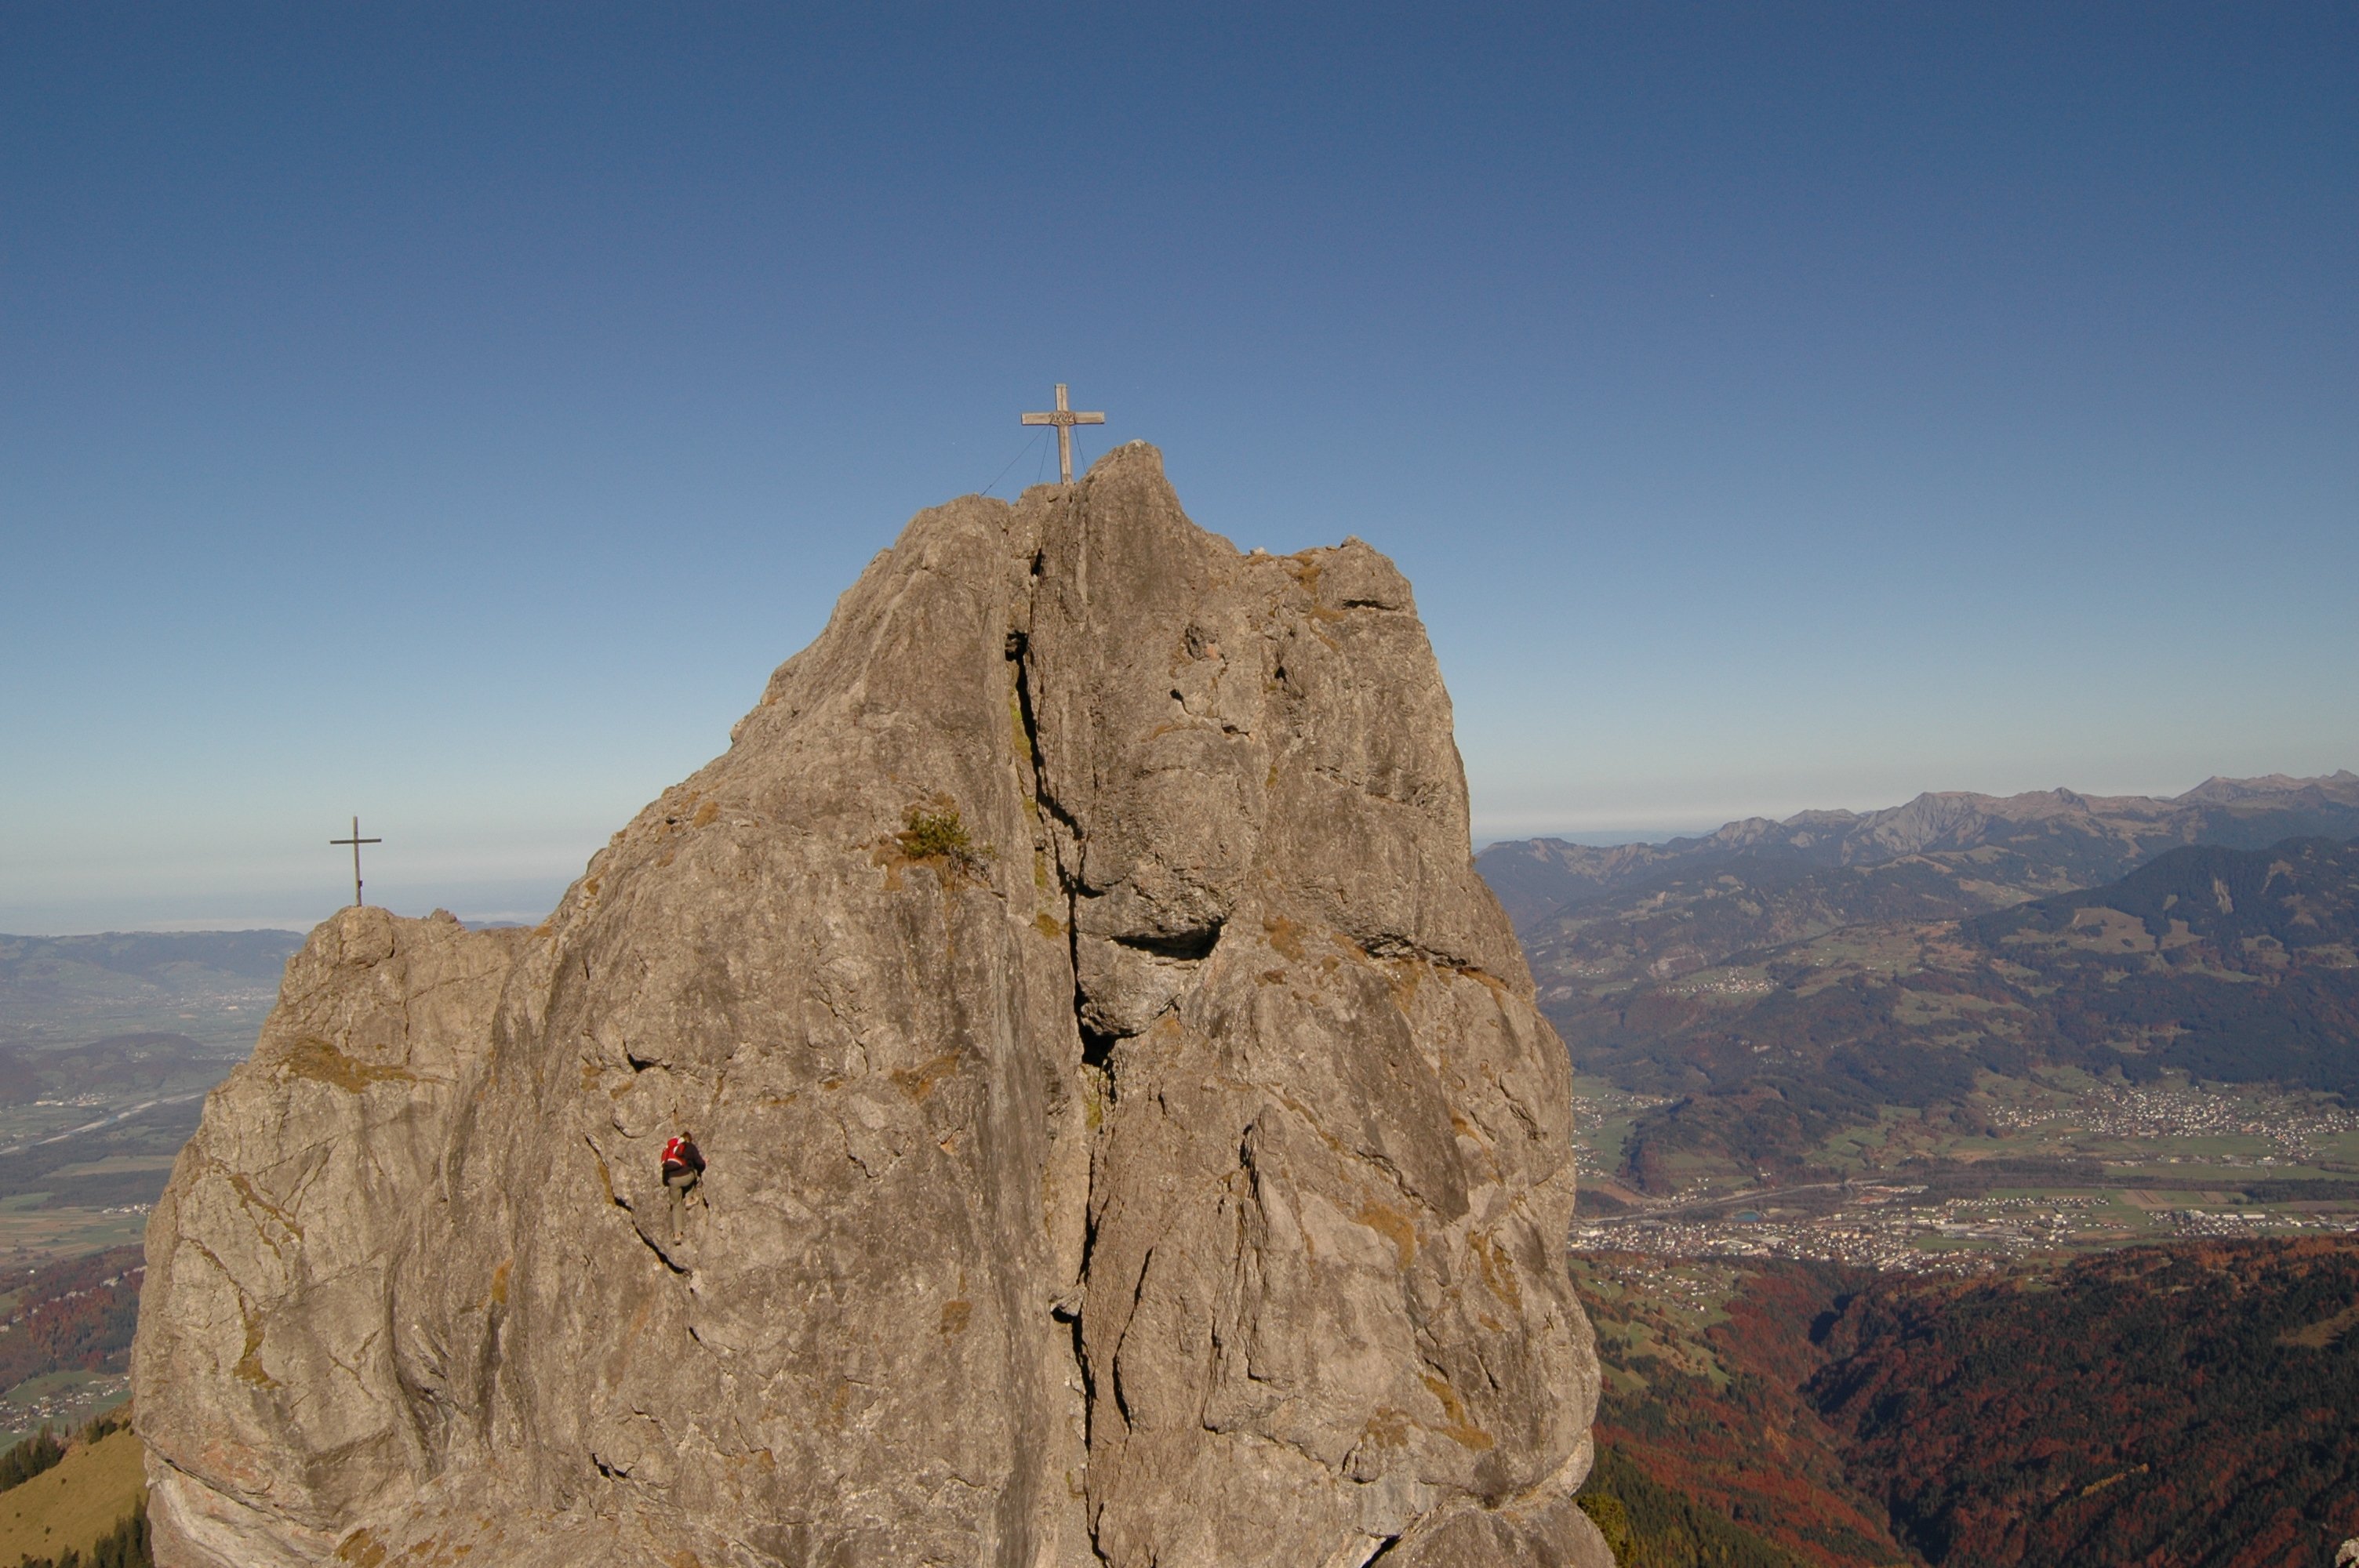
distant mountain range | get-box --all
[0,928,303,1058]
[0,930,304,1006]
[1605,835,2359,1189]
[1477,772,2359,1192]
[0,931,306,1209]
[1482,771,2359,933]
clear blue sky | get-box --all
[4,4,2354,933]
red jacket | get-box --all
[660,1135,704,1174]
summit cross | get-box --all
[1020,383,1106,485]
[329,815,382,909]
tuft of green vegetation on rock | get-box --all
[895,801,990,880]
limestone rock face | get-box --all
[133,445,1609,1568]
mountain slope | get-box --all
[0,932,301,1005]
[1573,1257,1912,1568]
[0,1426,147,1566]
[1481,774,2359,983]
[1808,1240,2359,1566]
[1565,835,2359,1189]
[1573,1241,2359,1568]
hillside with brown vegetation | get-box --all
[1576,1239,2359,1568]
[1811,1240,2359,1566]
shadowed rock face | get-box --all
[133,445,1608,1568]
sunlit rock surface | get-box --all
[134,444,1608,1568]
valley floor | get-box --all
[1572,1070,2359,1272]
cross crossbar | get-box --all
[1020,383,1106,485]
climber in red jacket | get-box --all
[660,1131,705,1243]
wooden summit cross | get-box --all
[329,815,381,909]
[1020,383,1105,485]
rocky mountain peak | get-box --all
[133,446,1607,1568]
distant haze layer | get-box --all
[4,770,2350,936]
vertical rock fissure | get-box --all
[1009,622,1117,1564]
[1007,629,1093,1074]
[1009,636,1118,1072]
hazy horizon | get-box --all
[10,764,2352,937]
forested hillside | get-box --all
[1574,1256,1908,1567]
[1576,1239,2359,1568]
[1811,1240,2359,1566]
[0,1250,142,1396]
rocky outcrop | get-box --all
[133,445,1608,1568]
[134,908,529,1566]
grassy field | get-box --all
[1571,1076,1653,1160]
[0,1428,144,1565]
[0,1201,149,1273]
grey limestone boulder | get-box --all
[133,444,1610,1568]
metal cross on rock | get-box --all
[1020,383,1106,485]
[329,815,382,909]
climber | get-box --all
[660,1131,706,1242]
